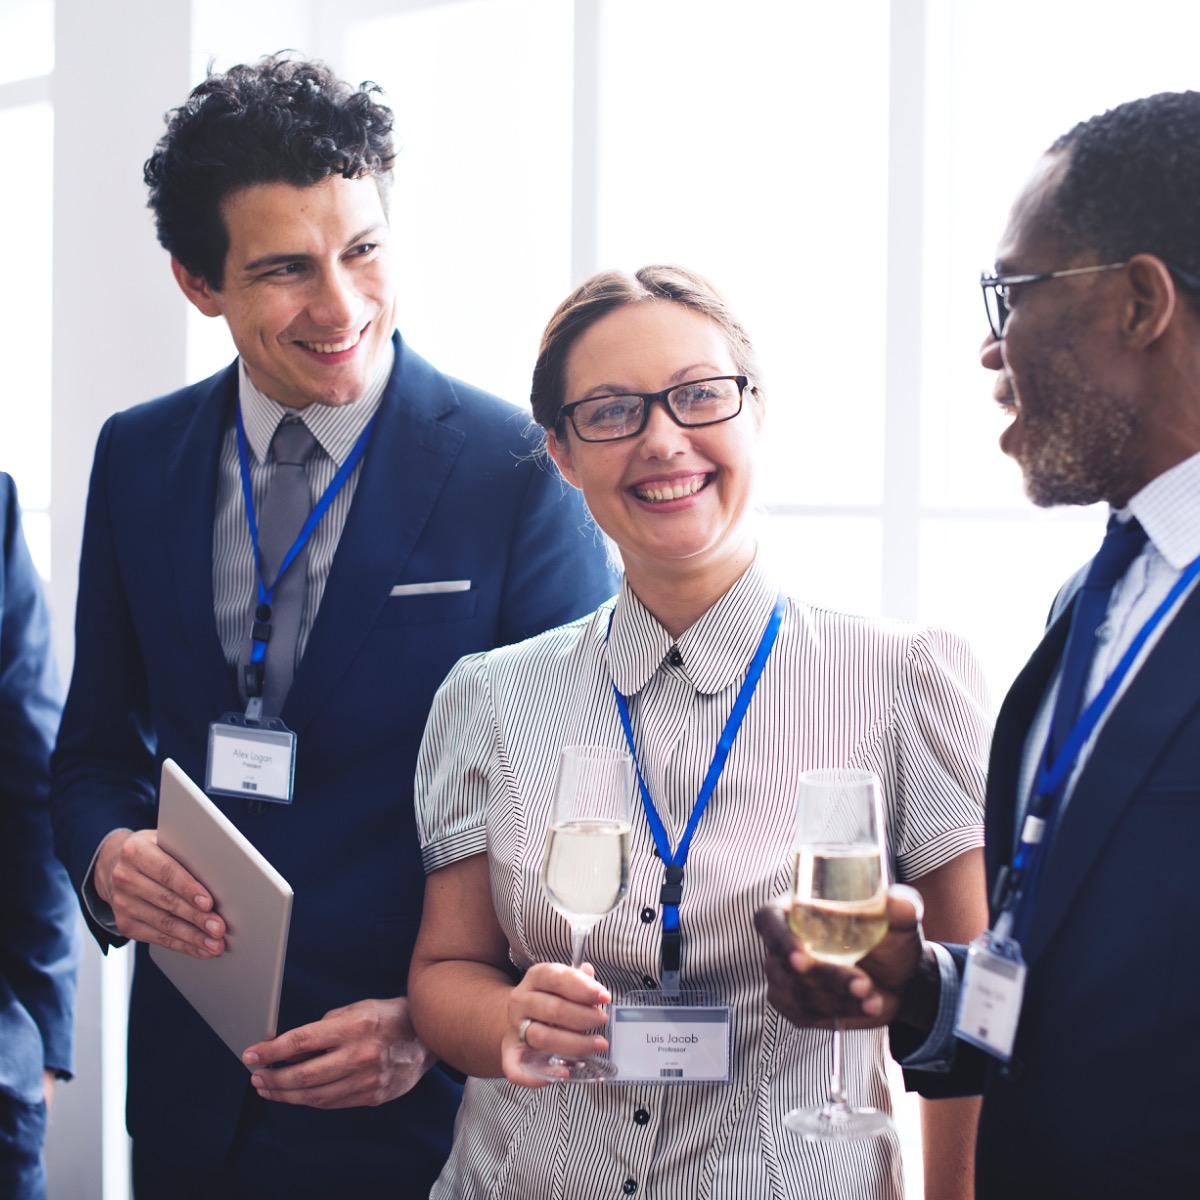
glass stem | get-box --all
[569,924,589,970]
[828,1019,849,1110]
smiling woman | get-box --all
[407,265,991,1200]
[545,297,764,631]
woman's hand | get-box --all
[411,856,614,1083]
[500,961,612,1087]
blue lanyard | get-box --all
[611,591,786,992]
[235,405,377,699]
[996,550,1200,938]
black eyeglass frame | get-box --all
[980,258,1200,340]
[556,375,752,443]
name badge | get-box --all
[955,931,1027,1062]
[608,991,731,1083]
[207,715,297,804]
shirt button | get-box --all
[640,907,655,923]
[633,1107,650,1126]
[667,646,683,667]
[999,1057,1026,1083]
[622,1180,638,1195]
[641,975,658,989]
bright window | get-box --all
[597,0,890,515]
[0,0,53,84]
[344,0,575,407]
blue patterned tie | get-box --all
[1048,515,1149,760]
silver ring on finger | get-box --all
[517,1017,534,1045]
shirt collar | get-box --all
[607,557,780,698]
[1124,448,1200,570]
[236,339,394,467]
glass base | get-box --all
[521,1049,618,1084]
[783,1102,891,1141]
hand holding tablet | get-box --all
[149,759,293,1061]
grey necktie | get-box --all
[238,418,319,717]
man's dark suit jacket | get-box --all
[905,566,1200,1198]
[51,336,616,1195]
[0,474,78,1194]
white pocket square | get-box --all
[389,580,471,597]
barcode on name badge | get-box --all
[660,1068,683,1078]
[242,781,258,791]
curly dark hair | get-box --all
[530,265,763,432]
[1047,91,1200,308]
[144,53,396,288]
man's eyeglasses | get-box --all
[980,258,1200,340]
[557,375,752,443]
[979,262,1128,340]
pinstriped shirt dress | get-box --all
[416,560,989,1199]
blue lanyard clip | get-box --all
[660,863,684,908]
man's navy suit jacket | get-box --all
[0,474,78,1108]
[51,336,616,1190]
[906,570,1200,1197]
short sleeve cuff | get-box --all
[420,824,488,874]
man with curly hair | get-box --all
[51,54,614,1198]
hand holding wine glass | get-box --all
[784,768,892,1139]
[520,744,633,1083]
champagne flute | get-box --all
[783,768,892,1139]
[522,744,634,1083]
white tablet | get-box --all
[149,758,293,1062]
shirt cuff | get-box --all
[82,832,128,937]
[897,941,959,1072]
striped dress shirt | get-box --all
[1017,449,1200,824]
[416,558,989,1199]
[212,349,392,668]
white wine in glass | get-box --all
[789,846,888,967]
[784,768,892,1139]
[522,744,633,1083]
